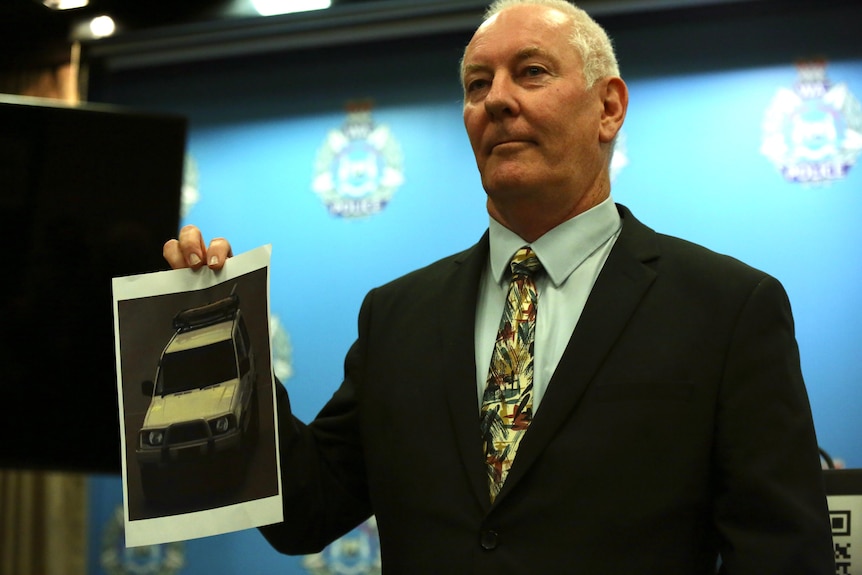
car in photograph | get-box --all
[136,288,258,501]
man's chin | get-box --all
[482,172,537,198]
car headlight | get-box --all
[209,416,233,435]
[142,430,164,447]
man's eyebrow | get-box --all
[463,46,553,75]
[462,62,487,76]
[516,46,545,60]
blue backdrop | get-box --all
[88,32,862,575]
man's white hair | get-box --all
[473,0,620,88]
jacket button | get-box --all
[480,530,499,550]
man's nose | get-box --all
[484,75,518,119]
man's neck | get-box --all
[486,186,610,243]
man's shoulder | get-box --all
[660,229,770,280]
[399,245,481,287]
[352,236,487,323]
[617,203,775,285]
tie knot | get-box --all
[509,246,542,278]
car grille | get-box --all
[165,420,210,445]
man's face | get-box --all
[462,5,611,216]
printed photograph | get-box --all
[112,246,282,547]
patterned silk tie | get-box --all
[480,246,542,501]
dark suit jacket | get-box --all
[260,204,834,574]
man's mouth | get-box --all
[490,139,532,153]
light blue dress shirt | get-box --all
[475,196,622,412]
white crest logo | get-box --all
[269,314,293,382]
[312,102,405,218]
[610,129,628,183]
[761,60,862,184]
[302,517,381,575]
[181,154,200,219]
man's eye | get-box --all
[466,79,489,93]
[524,66,545,77]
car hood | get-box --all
[143,380,238,428]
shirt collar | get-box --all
[488,196,621,287]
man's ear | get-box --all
[599,76,628,144]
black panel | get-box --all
[0,95,186,474]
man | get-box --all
[164,0,835,572]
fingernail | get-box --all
[209,256,219,267]
[189,253,201,266]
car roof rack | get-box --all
[173,286,240,332]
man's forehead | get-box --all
[464,14,575,72]
[477,3,570,33]
[466,5,571,57]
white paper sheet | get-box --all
[111,245,283,547]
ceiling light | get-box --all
[251,0,331,16]
[43,0,89,9]
[89,15,116,38]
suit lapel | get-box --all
[437,233,496,509]
[495,205,661,502]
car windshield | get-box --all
[157,340,237,395]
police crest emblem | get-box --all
[181,154,200,219]
[312,102,405,218]
[302,517,382,575]
[610,129,628,182]
[761,60,862,184]
[269,313,293,382]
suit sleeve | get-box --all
[258,293,375,555]
[712,275,834,574]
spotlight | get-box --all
[89,15,116,38]
[251,0,332,16]
[42,0,89,9]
